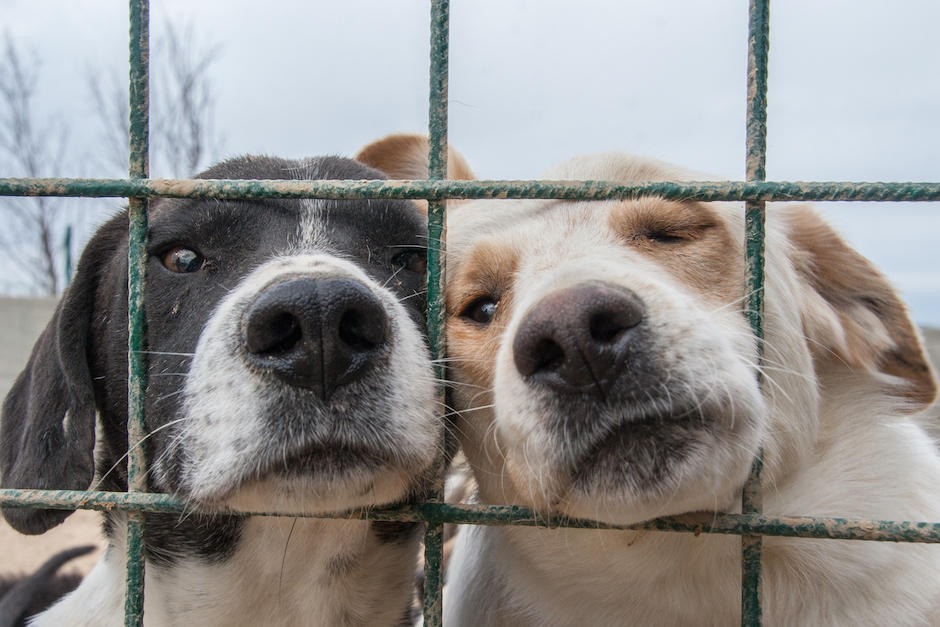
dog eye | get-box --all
[391,250,428,274]
[644,231,687,244]
[162,247,204,273]
[461,297,499,324]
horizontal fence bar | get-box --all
[3,489,939,543]
[1,177,940,202]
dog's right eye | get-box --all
[645,231,687,244]
[461,297,499,324]
[162,247,205,273]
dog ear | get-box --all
[785,205,937,409]
[0,219,122,534]
[356,133,475,182]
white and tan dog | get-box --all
[359,136,940,626]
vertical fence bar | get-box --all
[423,1,450,625]
[125,0,150,625]
[742,0,770,625]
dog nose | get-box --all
[512,282,644,395]
[243,277,389,399]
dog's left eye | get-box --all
[162,247,205,273]
[460,297,499,325]
[391,250,428,274]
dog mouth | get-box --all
[566,406,705,491]
[257,442,394,480]
[179,439,404,509]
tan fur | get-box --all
[356,133,475,181]
[445,240,519,389]
[359,136,940,626]
[607,197,744,306]
[786,205,936,406]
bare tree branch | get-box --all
[153,20,223,177]
[87,70,130,176]
[0,20,225,296]
[0,39,73,296]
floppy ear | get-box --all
[355,133,475,182]
[785,205,937,410]
[0,221,119,534]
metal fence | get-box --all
[1,1,940,626]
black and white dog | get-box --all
[1,156,447,625]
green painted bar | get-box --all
[742,0,771,624]
[745,0,770,183]
[4,489,940,543]
[1,177,939,202]
[424,1,449,625]
[125,0,150,625]
[0,1,927,625]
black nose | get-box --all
[243,277,389,399]
[512,282,644,395]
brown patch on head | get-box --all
[355,133,475,181]
[445,239,519,389]
[607,197,744,306]
[786,205,937,408]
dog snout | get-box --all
[243,277,390,399]
[512,282,644,395]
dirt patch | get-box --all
[0,510,105,577]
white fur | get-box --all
[443,153,940,626]
[34,515,415,627]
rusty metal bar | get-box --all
[4,489,940,544]
[1,177,940,202]
[125,0,150,624]
[423,1,450,625]
[742,0,771,623]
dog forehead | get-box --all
[447,195,746,312]
[149,195,424,256]
[449,199,605,257]
[450,197,649,280]
[182,154,425,247]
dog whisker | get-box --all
[92,417,190,490]
[278,517,298,602]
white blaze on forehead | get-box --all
[297,198,328,251]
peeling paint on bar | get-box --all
[742,0,771,623]
[1,177,940,202]
[125,1,150,624]
[423,2,450,625]
[4,489,940,543]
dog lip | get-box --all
[567,406,703,486]
[522,369,623,395]
[255,442,394,481]
[185,442,396,506]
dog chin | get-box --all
[200,466,417,515]
[554,477,747,526]
[502,430,755,526]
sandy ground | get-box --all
[0,510,106,577]
[1,299,939,583]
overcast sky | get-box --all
[2,0,939,324]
